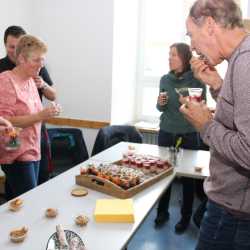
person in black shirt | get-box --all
[0,26,57,192]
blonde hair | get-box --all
[15,35,47,59]
[189,0,243,29]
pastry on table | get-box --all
[10,226,28,243]
[9,198,23,211]
[45,208,58,218]
[194,166,203,172]
[71,187,88,197]
[75,215,89,226]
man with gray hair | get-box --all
[181,0,250,249]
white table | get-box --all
[175,149,210,179]
[0,142,210,250]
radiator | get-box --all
[141,131,158,145]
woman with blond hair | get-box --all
[0,35,60,200]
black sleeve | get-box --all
[39,67,53,86]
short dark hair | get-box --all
[170,43,192,73]
[4,26,26,44]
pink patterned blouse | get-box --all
[0,71,43,164]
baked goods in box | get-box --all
[80,154,171,191]
[80,163,143,190]
[77,153,173,199]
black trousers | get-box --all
[157,130,206,218]
[38,125,51,185]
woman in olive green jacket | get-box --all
[155,43,207,233]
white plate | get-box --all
[46,230,85,250]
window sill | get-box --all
[133,121,159,133]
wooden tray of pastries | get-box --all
[75,153,174,199]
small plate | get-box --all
[46,230,85,250]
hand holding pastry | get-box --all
[190,57,222,91]
[33,76,45,89]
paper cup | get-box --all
[188,88,203,102]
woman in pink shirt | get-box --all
[0,35,60,200]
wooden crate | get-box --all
[76,164,174,199]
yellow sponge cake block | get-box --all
[94,199,135,223]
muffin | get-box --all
[45,208,58,218]
[9,198,23,212]
[75,215,89,226]
[10,226,28,243]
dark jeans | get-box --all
[38,125,50,185]
[1,161,40,200]
[157,130,206,218]
[196,200,250,250]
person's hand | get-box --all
[0,117,13,134]
[178,94,189,105]
[38,102,61,120]
[33,76,46,89]
[158,92,168,106]
[179,100,213,131]
[190,57,223,90]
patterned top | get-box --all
[0,70,43,164]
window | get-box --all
[135,0,196,122]
[135,0,248,122]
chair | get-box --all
[91,125,143,156]
[47,128,89,176]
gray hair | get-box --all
[189,0,243,29]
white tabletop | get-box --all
[0,142,179,250]
[175,149,210,179]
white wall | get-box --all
[0,1,32,57]
[30,0,114,122]
[29,0,114,154]
[248,0,250,16]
